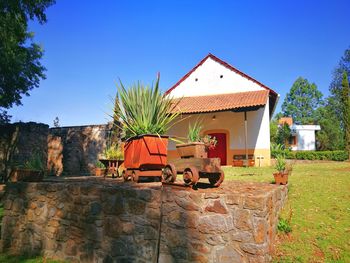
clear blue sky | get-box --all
[8,0,350,127]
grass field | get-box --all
[223,162,350,262]
[0,162,349,262]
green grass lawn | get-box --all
[223,162,350,262]
[0,254,64,263]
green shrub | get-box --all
[284,150,348,161]
[103,144,123,160]
[271,143,291,158]
[95,161,105,168]
[23,153,45,171]
[277,217,292,233]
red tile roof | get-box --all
[165,53,278,96]
[171,90,269,114]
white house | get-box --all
[279,117,321,151]
[166,54,279,166]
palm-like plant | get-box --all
[114,77,181,139]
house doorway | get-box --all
[207,133,227,165]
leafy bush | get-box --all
[271,143,291,158]
[95,161,105,168]
[103,144,123,160]
[284,150,348,161]
[277,218,292,233]
[23,153,45,171]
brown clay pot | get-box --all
[273,172,289,185]
[10,169,44,182]
[95,168,107,177]
[124,134,169,170]
[176,142,207,158]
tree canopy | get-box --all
[281,77,323,125]
[0,0,55,123]
[341,71,350,154]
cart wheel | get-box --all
[183,166,199,185]
[132,171,139,183]
[209,169,225,187]
[162,164,177,183]
[122,169,129,181]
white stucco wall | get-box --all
[168,100,270,152]
[291,125,321,151]
[169,57,265,98]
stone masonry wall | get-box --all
[0,122,49,180]
[159,182,287,262]
[48,124,112,176]
[1,180,287,262]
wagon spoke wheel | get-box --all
[183,166,199,185]
[132,171,139,183]
[122,169,129,181]
[209,169,225,187]
[162,164,177,183]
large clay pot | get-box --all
[124,134,169,170]
[9,169,44,182]
[273,172,289,185]
[176,142,207,158]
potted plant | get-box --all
[10,153,45,182]
[95,161,108,177]
[176,121,217,158]
[99,143,124,177]
[114,76,181,181]
[273,154,289,185]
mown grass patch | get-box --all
[0,254,65,263]
[223,162,350,262]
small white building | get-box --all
[166,53,279,166]
[279,117,321,151]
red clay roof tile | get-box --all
[171,90,269,114]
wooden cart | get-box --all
[162,157,225,187]
[99,159,124,178]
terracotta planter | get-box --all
[273,172,289,185]
[95,168,107,177]
[176,142,207,158]
[10,169,44,182]
[124,134,169,170]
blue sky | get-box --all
[8,0,350,126]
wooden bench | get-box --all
[233,155,255,167]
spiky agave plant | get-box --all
[187,120,202,142]
[114,77,181,139]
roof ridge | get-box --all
[165,53,277,96]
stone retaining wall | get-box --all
[0,180,287,262]
[0,122,49,180]
[48,124,112,176]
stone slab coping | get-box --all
[30,177,286,197]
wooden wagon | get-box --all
[162,157,225,187]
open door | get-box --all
[207,133,227,165]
